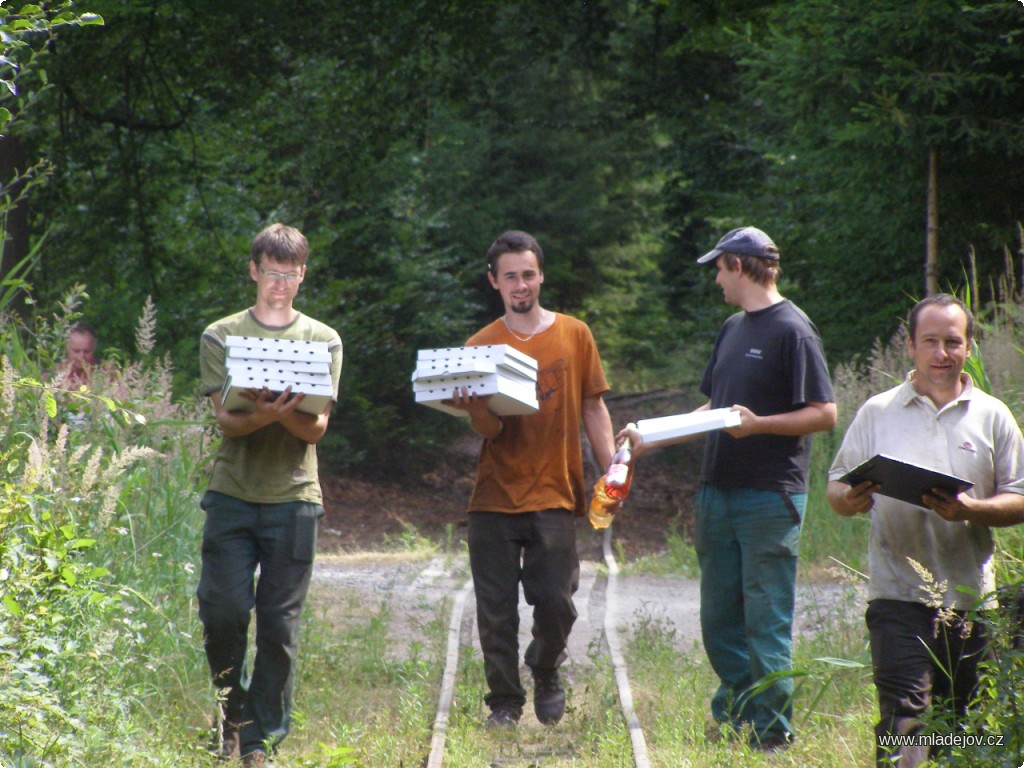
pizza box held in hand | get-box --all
[414,372,539,417]
[412,344,539,417]
[221,375,334,416]
[416,344,537,371]
[225,335,333,364]
[635,408,742,446]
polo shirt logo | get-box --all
[745,347,764,360]
[959,441,976,453]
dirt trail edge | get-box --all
[309,549,861,674]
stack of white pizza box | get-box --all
[412,344,539,417]
[220,336,334,416]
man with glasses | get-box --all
[197,223,343,766]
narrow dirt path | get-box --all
[309,550,861,673]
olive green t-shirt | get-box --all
[200,309,343,505]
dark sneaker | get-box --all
[485,708,520,729]
[754,732,793,752]
[532,670,566,725]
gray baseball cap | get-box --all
[697,226,779,264]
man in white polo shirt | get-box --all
[827,293,1024,767]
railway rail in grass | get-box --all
[426,525,652,768]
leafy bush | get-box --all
[0,288,212,766]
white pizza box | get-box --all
[411,358,536,385]
[413,372,537,402]
[222,392,334,417]
[411,371,538,394]
[635,408,741,446]
[412,372,489,394]
[225,346,332,364]
[223,372,335,395]
[221,375,334,416]
[417,344,538,372]
[415,390,539,417]
[414,357,537,382]
[227,390,333,416]
[227,362,331,386]
[415,372,539,417]
[227,357,331,376]
[225,336,333,364]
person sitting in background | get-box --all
[56,322,99,390]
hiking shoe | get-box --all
[754,732,793,752]
[485,708,520,729]
[241,748,270,766]
[532,670,566,725]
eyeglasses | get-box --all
[259,268,302,283]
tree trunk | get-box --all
[925,148,939,297]
[0,134,31,315]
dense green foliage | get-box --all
[0,296,212,766]
[4,0,1024,473]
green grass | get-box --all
[612,581,876,768]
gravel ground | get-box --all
[308,547,865,667]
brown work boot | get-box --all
[241,748,269,766]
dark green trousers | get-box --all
[468,509,579,716]
[197,490,323,756]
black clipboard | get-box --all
[838,454,973,508]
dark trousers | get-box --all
[867,599,992,767]
[197,491,323,755]
[467,509,580,715]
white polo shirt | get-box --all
[829,373,1024,610]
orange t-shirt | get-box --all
[466,313,609,516]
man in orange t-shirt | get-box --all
[450,230,615,728]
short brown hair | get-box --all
[69,321,97,342]
[486,230,545,276]
[721,252,782,287]
[908,294,974,343]
[251,223,309,266]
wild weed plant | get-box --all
[0,292,212,766]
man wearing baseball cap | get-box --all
[624,225,836,750]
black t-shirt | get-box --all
[699,300,834,493]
